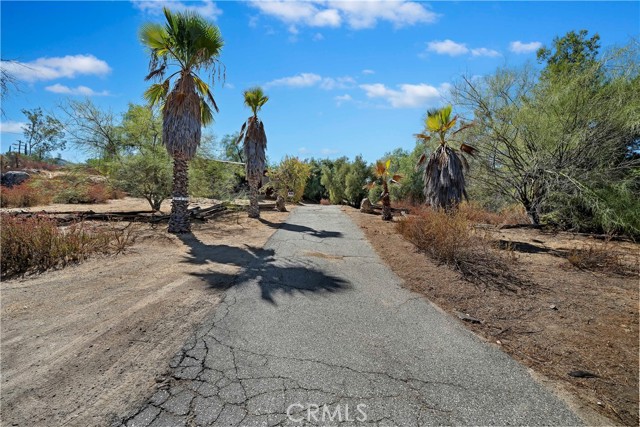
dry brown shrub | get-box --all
[566,241,636,275]
[0,184,52,207]
[320,198,331,205]
[396,206,531,292]
[0,214,136,279]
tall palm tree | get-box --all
[237,87,268,218]
[415,105,475,210]
[365,159,402,221]
[140,7,224,233]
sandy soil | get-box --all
[1,201,290,427]
[344,207,639,426]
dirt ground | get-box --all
[1,199,290,427]
[344,207,639,426]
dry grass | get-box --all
[0,214,136,279]
[396,206,531,292]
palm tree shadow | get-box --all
[258,218,343,239]
[178,234,350,304]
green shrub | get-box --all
[112,149,172,210]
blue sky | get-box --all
[1,1,638,163]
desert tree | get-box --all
[454,35,639,233]
[365,159,402,221]
[113,104,171,211]
[140,7,224,233]
[57,99,126,161]
[237,87,268,218]
[415,105,475,210]
[17,108,66,159]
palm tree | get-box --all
[415,105,475,210]
[140,7,224,233]
[365,159,402,221]
[237,87,268,218]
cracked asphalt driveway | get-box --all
[119,205,582,427]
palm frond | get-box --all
[144,64,167,81]
[139,23,168,51]
[236,121,247,145]
[443,115,457,131]
[200,97,214,126]
[414,133,431,142]
[243,86,269,116]
[459,143,477,156]
[143,80,169,107]
[192,74,219,112]
[452,122,474,135]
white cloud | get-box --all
[45,83,110,96]
[425,40,501,58]
[335,94,353,106]
[319,76,356,90]
[265,73,355,90]
[250,1,341,28]
[132,0,222,20]
[249,1,436,30]
[427,39,469,56]
[471,47,501,57]
[1,55,111,82]
[362,69,375,75]
[509,40,543,54]
[298,147,311,154]
[265,73,323,88]
[0,121,26,134]
[334,0,437,29]
[360,82,446,108]
[312,32,324,41]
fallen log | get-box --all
[3,205,227,225]
[369,205,411,214]
[2,201,290,225]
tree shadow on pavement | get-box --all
[258,218,343,239]
[178,234,350,304]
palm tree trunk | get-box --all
[247,177,260,218]
[382,182,392,221]
[168,156,190,233]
